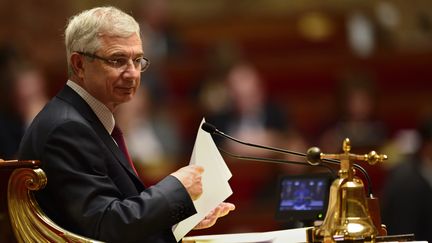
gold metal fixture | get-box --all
[1,159,102,242]
[310,138,387,242]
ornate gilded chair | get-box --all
[0,159,102,243]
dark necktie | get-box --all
[111,126,139,176]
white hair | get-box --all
[65,6,141,75]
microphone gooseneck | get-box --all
[218,147,337,175]
[201,122,374,196]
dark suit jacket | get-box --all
[18,85,196,243]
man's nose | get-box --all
[123,59,140,72]
[122,60,141,78]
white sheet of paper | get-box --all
[181,227,310,243]
[173,118,233,241]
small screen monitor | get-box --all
[275,173,332,223]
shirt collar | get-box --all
[67,80,115,134]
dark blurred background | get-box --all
[1,0,432,240]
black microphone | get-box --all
[201,122,373,196]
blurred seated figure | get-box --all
[204,61,289,204]
[208,61,289,157]
[319,73,387,153]
[0,48,48,159]
[114,85,181,182]
[381,119,432,242]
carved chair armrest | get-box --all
[2,159,103,243]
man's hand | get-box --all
[171,165,204,200]
[193,202,236,230]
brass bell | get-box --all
[311,138,387,242]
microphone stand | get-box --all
[201,122,373,196]
[201,122,388,241]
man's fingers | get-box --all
[218,202,235,217]
[195,211,219,229]
[171,164,205,200]
[190,164,204,173]
[193,202,235,230]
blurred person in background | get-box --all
[381,118,432,242]
[203,60,290,205]
[208,61,289,157]
[318,71,387,153]
[0,46,48,159]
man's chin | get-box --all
[121,95,134,103]
[117,89,135,99]
[111,95,134,111]
[114,94,134,105]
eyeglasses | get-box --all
[77,52,150,72]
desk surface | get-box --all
[182,229,427,243]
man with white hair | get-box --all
[18,6,234,242]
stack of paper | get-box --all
[173,118,233,241]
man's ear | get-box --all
[70,53,85,78]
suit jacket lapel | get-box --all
[57,85,144,188]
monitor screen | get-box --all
[275,173,332,223]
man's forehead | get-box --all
[98,34,143,54]
[99,33,142,44]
